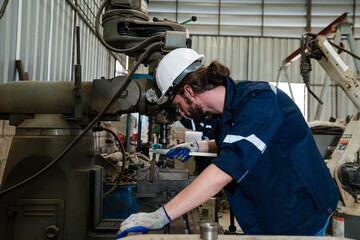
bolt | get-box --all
[119,90,128,98]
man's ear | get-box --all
[183,85,195,98]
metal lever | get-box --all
[74,26,82,119]
[181,16,197,25]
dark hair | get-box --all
[175,60,230,96]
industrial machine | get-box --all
[0,0,195,239]
[300,33,360,238]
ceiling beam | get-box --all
[353,0,356,35]
[218,0,221,36]
[261,0,265,36]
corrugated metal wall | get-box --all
[191,35,360,83]
[191,35,359,121]
[0,0,115,84]
[0,0,18,84]
[191,36,300,82]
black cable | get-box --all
[0,0,9,19]
[82,0,97,20]
[329,41,360,61]
[305,85,324,105]
[77,3,96,29]
[92,0,100,9]
[300,32,324,105]
[95,126,126,198]
[0,41,164,196]
[95,0,165,54]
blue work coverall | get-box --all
[212,77,339,235]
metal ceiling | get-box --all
[148,0,360,38]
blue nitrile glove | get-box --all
[167,141,199,162]
[116,206,171,239]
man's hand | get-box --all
[116,206,171,239]
[167,141,199,162]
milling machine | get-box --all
[300,33,360,238]
[0,0,193,239]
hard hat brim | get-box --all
[156,61,204,105]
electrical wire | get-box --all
[77,3,96,29]
[0,0,9,19]
[328,41,360,61]
[0,41,164,196]
[82,0,97,20]
[92,0,100,9]
[94,126,127,198]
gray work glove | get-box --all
[116,206,171,239]
[167,141,199,162]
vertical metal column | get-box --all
[126,114,131,152]
[344,25,360,75]
[275,66,295,100]
[148,114,153,143]
[159,124,170,168]
[74,26,82,120]
[137,114,142,152]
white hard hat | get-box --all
[156,48,205,105]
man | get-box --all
[116,48,339,238]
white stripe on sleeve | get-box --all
[223,134,267,153]
[268,83,277,94]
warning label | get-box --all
[336,135,352,151]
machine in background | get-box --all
[300,33,360,238]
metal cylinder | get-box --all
[159,124,170,145]
[200,222,218,240]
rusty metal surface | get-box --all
[187,208,201,234]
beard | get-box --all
[188,103,207,123]
[183,94,208,123]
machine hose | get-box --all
[0,41,165,196]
